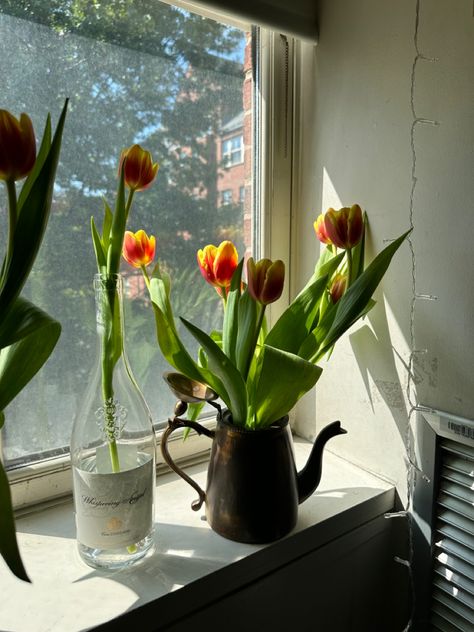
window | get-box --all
[239,185,245,204]
[221,189,233,205]
[222,134,244,166]
[1,1,294,508]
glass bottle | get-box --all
[71,273,155,569]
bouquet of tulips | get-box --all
[124,204,409,430]
[0,101,68,581]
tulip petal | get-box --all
[0,110,36,181]
[119,144,159,191]
[122,229,156,267]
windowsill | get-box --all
[0,438,394,632]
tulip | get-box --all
[119,144,159,191]
[122,229,156,268]
[247,257,285,305]
[0,110,36,181]
[329,273,347,304]
[324,204,363,250]
[197,241,238,292]
[313,214,332,245]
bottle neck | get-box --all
[94,273,125,356]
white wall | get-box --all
[293,0,474,501]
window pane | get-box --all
[0,1,257,465]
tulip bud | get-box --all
[324,204,363,250]
[197,241,238,292]
[247,257,285,305]
[118,144,159,191]
[329,273,347,304]
[122,229,156,267]
[0,110,36,181]
[313,214,332,245]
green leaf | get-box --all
[222,259,243,363]
[107,166,126,275]
[351,212,367,282]
[181,317,248,425]
[148,276,229,403]
[317,251,346,281]
[235,288,257,375]
[265,274,328,353]
[101,198,113,251]
[319,229,411,354]
[0,99,68,316]
[298,301,338,361]
[91,217,106,271]
[0,299,61,411]
[314,246,336,278]
[17,115,52,213]
[0,460,30,582]
[253,344,323,428]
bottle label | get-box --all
[73,455,154,550]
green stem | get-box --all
[125,189,135,222]
[101,330,121,473]
[5,179,17,272]
[100,279,122,473]
[141,264,151,290]
[243,303,266,380]
[346,247,353,288]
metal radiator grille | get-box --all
[431,439,474,631]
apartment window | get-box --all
[239,185,245,204]
[1,0,294,507]
[221,189,233,205]
[222,134,244,166]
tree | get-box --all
[0,0,247,457]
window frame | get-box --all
[4,7,297,513]
[222,134,244,167]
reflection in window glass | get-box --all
[0,1,256,463]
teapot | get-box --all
[161,372,347,544]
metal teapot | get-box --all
[161,372,347,544]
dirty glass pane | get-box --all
[0,1,256,463]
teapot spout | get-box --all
[297,421,347,504]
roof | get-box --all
[220,111,243,134]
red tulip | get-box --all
[118,144,159,191]
[324,204,363,250]
[197,241,238,292]
[122,230,156,267]
[247,257,285,305]
[313,214,332,245]
[0,110,36,181]
[329,273,347,304]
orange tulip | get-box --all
[122,230,156,267]
[197,241,238,292]
[324,204,363,250]
[329,273,347,304]
[0,110,36,181]
[118,144,159,191]
[247,257,285,305]
[313,214,332,245]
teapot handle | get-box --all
[161,418,215,511]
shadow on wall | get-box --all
[349,296,412,450]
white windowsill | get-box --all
[0,438,394,632]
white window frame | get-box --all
[221,188,233,205]
[222,134,244,167]
[5,8,298,513]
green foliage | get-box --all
[0,101,67,581]
[146,221,409,430]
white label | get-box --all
[73,455,154,550]
[442,419,474,441]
